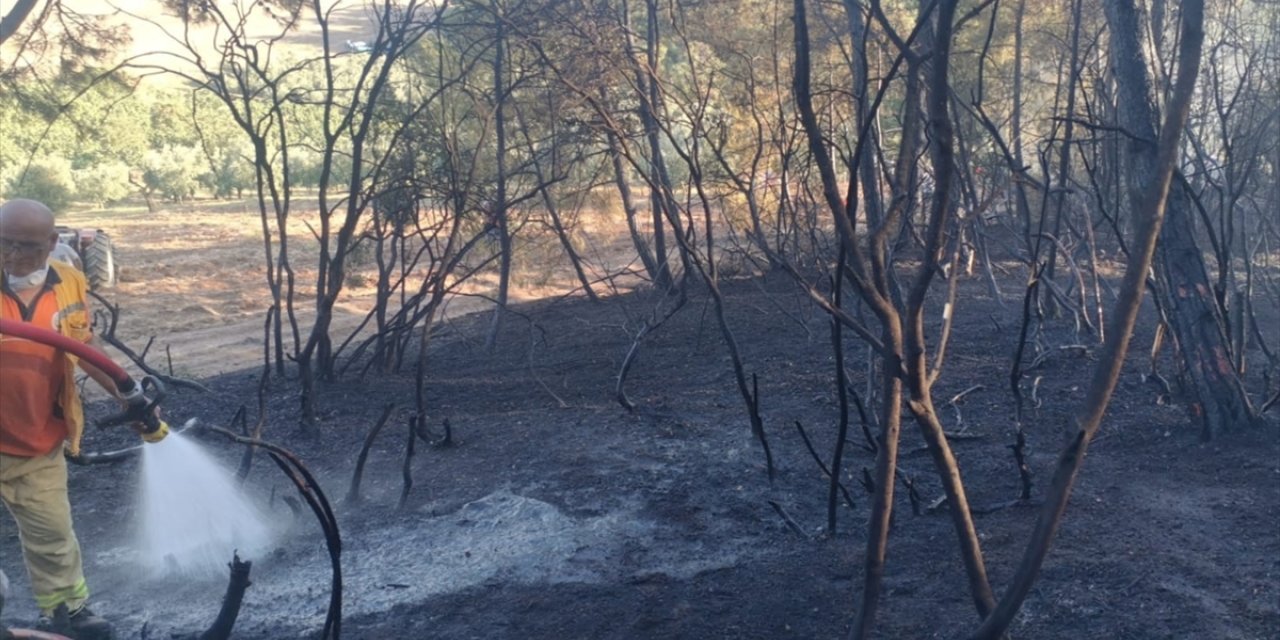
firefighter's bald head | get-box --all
[0,199,58,277]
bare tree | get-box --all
[971,0,1207,635]
[794,1,1001,636]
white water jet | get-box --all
[138,432,274,578]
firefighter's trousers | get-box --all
[0,448,89,615]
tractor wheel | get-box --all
[82,232,118,289]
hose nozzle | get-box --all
[138,419,170,443]
[99,375,169,443]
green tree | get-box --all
[140,146,202,205]
[3,156,76,211]
[74,160,132,207]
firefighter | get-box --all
[0,198,117,639]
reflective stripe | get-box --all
[34,576,89,611]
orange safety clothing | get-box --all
[0,262,93,457]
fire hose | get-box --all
[0,317,169,443]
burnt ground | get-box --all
[2,270,1278,639]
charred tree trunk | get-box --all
[850,327,905,640]
[902,0,996,617]
[1154,184,1256,437]
[1107,0,1255,438]
[796,1,988,637]
[622,0,674,290]
[1010,0,1032,251]
[486,0,512,351]
[199,555,252,640]
[844,0,883,229]
[605,123,662,282]
[642,0,685,286]
[1043,0,1085,320]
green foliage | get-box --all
[74,161,132,206]
[0,76,276,208]
[141,146,203,202]
[200,147,256,199]
[3,157,77,212]
[148,95,201,150]
[0,98,44,174]
[188,134,254,199]
[287,150,323,190]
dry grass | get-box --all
[58,196,645,377]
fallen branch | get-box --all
[948,384,985,425]
[616,288,688,411]
[969,498,1041,515]
[1259,387,1278,414]
[907,431,985,456]
[944,431,986,441]
[89,290,211,393]
[767,500,809,538]
[527,326,568,409]
[949,384,985,405]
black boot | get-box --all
[38,603,114,640]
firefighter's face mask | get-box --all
[5,259,50,291]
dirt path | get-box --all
[50,205,468,414]
[59,202,613,379]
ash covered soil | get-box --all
[3,273,1278,639]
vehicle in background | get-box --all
[54,226,117,289]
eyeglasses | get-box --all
[0,237,50,254]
